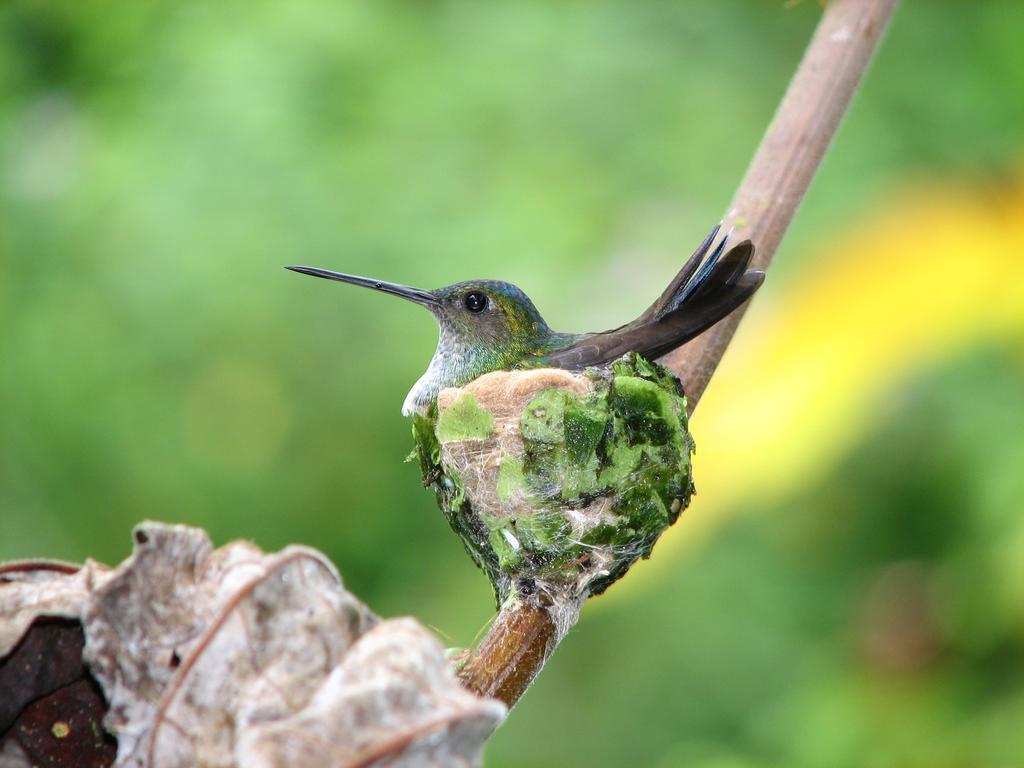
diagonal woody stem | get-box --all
[662,0,900,410]
[459,0,899,709]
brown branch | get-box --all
[662,0,900,409]
[458,0,899,709]
[457,600,559,704]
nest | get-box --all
[412,353,695,605]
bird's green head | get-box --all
[286,267,553,354]
[287,267,564,415]
[429,279,552,350]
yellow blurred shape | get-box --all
[618,179,1024,595]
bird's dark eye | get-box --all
[464,292,488,313]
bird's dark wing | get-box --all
[544,239,763,370]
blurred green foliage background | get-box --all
[2,1,1023,765]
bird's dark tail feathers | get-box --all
[632,224,764,359]
[545,226,764,370]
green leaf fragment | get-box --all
[496,456,525,504]
[610,375,681,446]
[519,388,569,444]
[488,526,525,571]
[598,442,643,487]
[513,510,570,553]
[435,392,495,442]
[411,407,442,473]
[563,400,607,463]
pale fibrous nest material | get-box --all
[0,523,504,768]
[412,353,696,611]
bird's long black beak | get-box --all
[285,266,439,307]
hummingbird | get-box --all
[288,225,763,416]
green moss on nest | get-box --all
[412,353,696,601]
[496,457,525,504]
[411,405,441,474]
[412,404,500,581]
[435,392,494,441]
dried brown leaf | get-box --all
[0,523,504,768]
